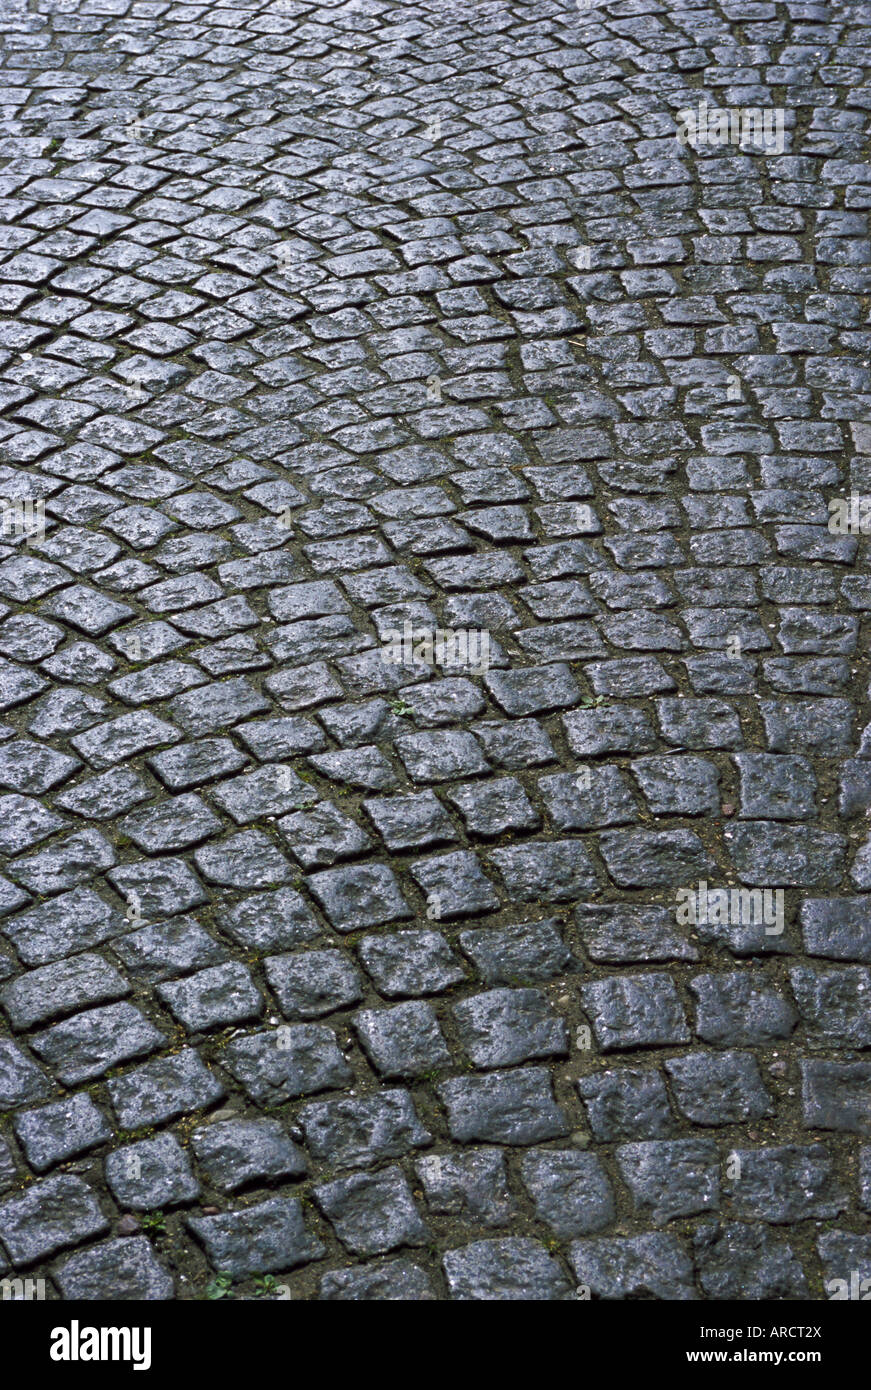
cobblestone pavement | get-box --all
[0,0,868,1303]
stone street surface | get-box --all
[0,0,868,1303]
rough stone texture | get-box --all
[443,1238,574,1301]
[187,1199,324,1277]
[0,0,865,1303]
[53,1237,174,1301]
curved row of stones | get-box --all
[0,0,868,1300]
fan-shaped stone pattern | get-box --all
[0,0,865,1304]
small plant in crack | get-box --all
[204,1273,234,1300]
[140,1211,167,1234]
[389,699,415,716]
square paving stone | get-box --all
[30,1001,166,1085]
[445,777,540,837]
[108,660,207,707]
[194,831,293,889]
[314,1166,429,1257]
[485,664,581,716]
[265,950,363,1020]
[580,974,691,1051]
[452,988,568,1068]
[279,802,372,869]
[538,768,637,831]
[320,1260,436,1301]
[265,661,343,710]
[147,738,250,791]
[0,662,52,716]
[0,557,70,603]
[759,698,853,756]
[597,828,715,889]
[574,903,698,964]
[578,1067,676,1142]
[13,1093,112,1172]
[27,687,108,740]
[725,821,846,889]
[53,769,152,820]
[168,678,270,734]
[363,790,458,851]
[409,850,500,920]
[789,964,871,1048]
[563,706,657,757]
[157,962,263,1032]
[191,1118,307,1194]
[308,746,398,793]
[8,827,116,897]
[357,929,465,997]
[490,840,598,902]
[222,1026,352,1105]
[0,739,81,795]
[0,794,68,857]
[210,764,316,824]
[53,1237,173,1300]
[568,1233,697,1300]
[801,1060,871,1135]
[655,697,744,750]
[693,1221,808,1300]
[664,1051,773,1126]
[0,1175,109,1267]
[473,718,556,769]
[437,1069,569,1145]
[442,1238,573,1301]
[299,1090,432,1172]
[734,752,817,820]
[519,1150,615,1239]
[616,1140,720,1226]
[458,920,575,986]
[394,729,490,782]
[629,755,720,817]
[0,877,30,924]
[1,952,128,1030]
[40,584,135,635]
[353,1001,452,1079]
[107,1049,225,1130]
[414,1150,515,1228]
[398,677,487,725]
[690,970,798,1046]
[187,1197,324,1277]
[106,1133,201,1211]
[215,887,321,951]
[119,793,221,852]
[723,1144,847,1224]
[840,762,871,822]
[108,858,209,920]
[306,863,411,932]
[0,887,126,966]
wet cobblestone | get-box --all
[0,0,868,1301]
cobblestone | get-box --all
[0,0,867,1303]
